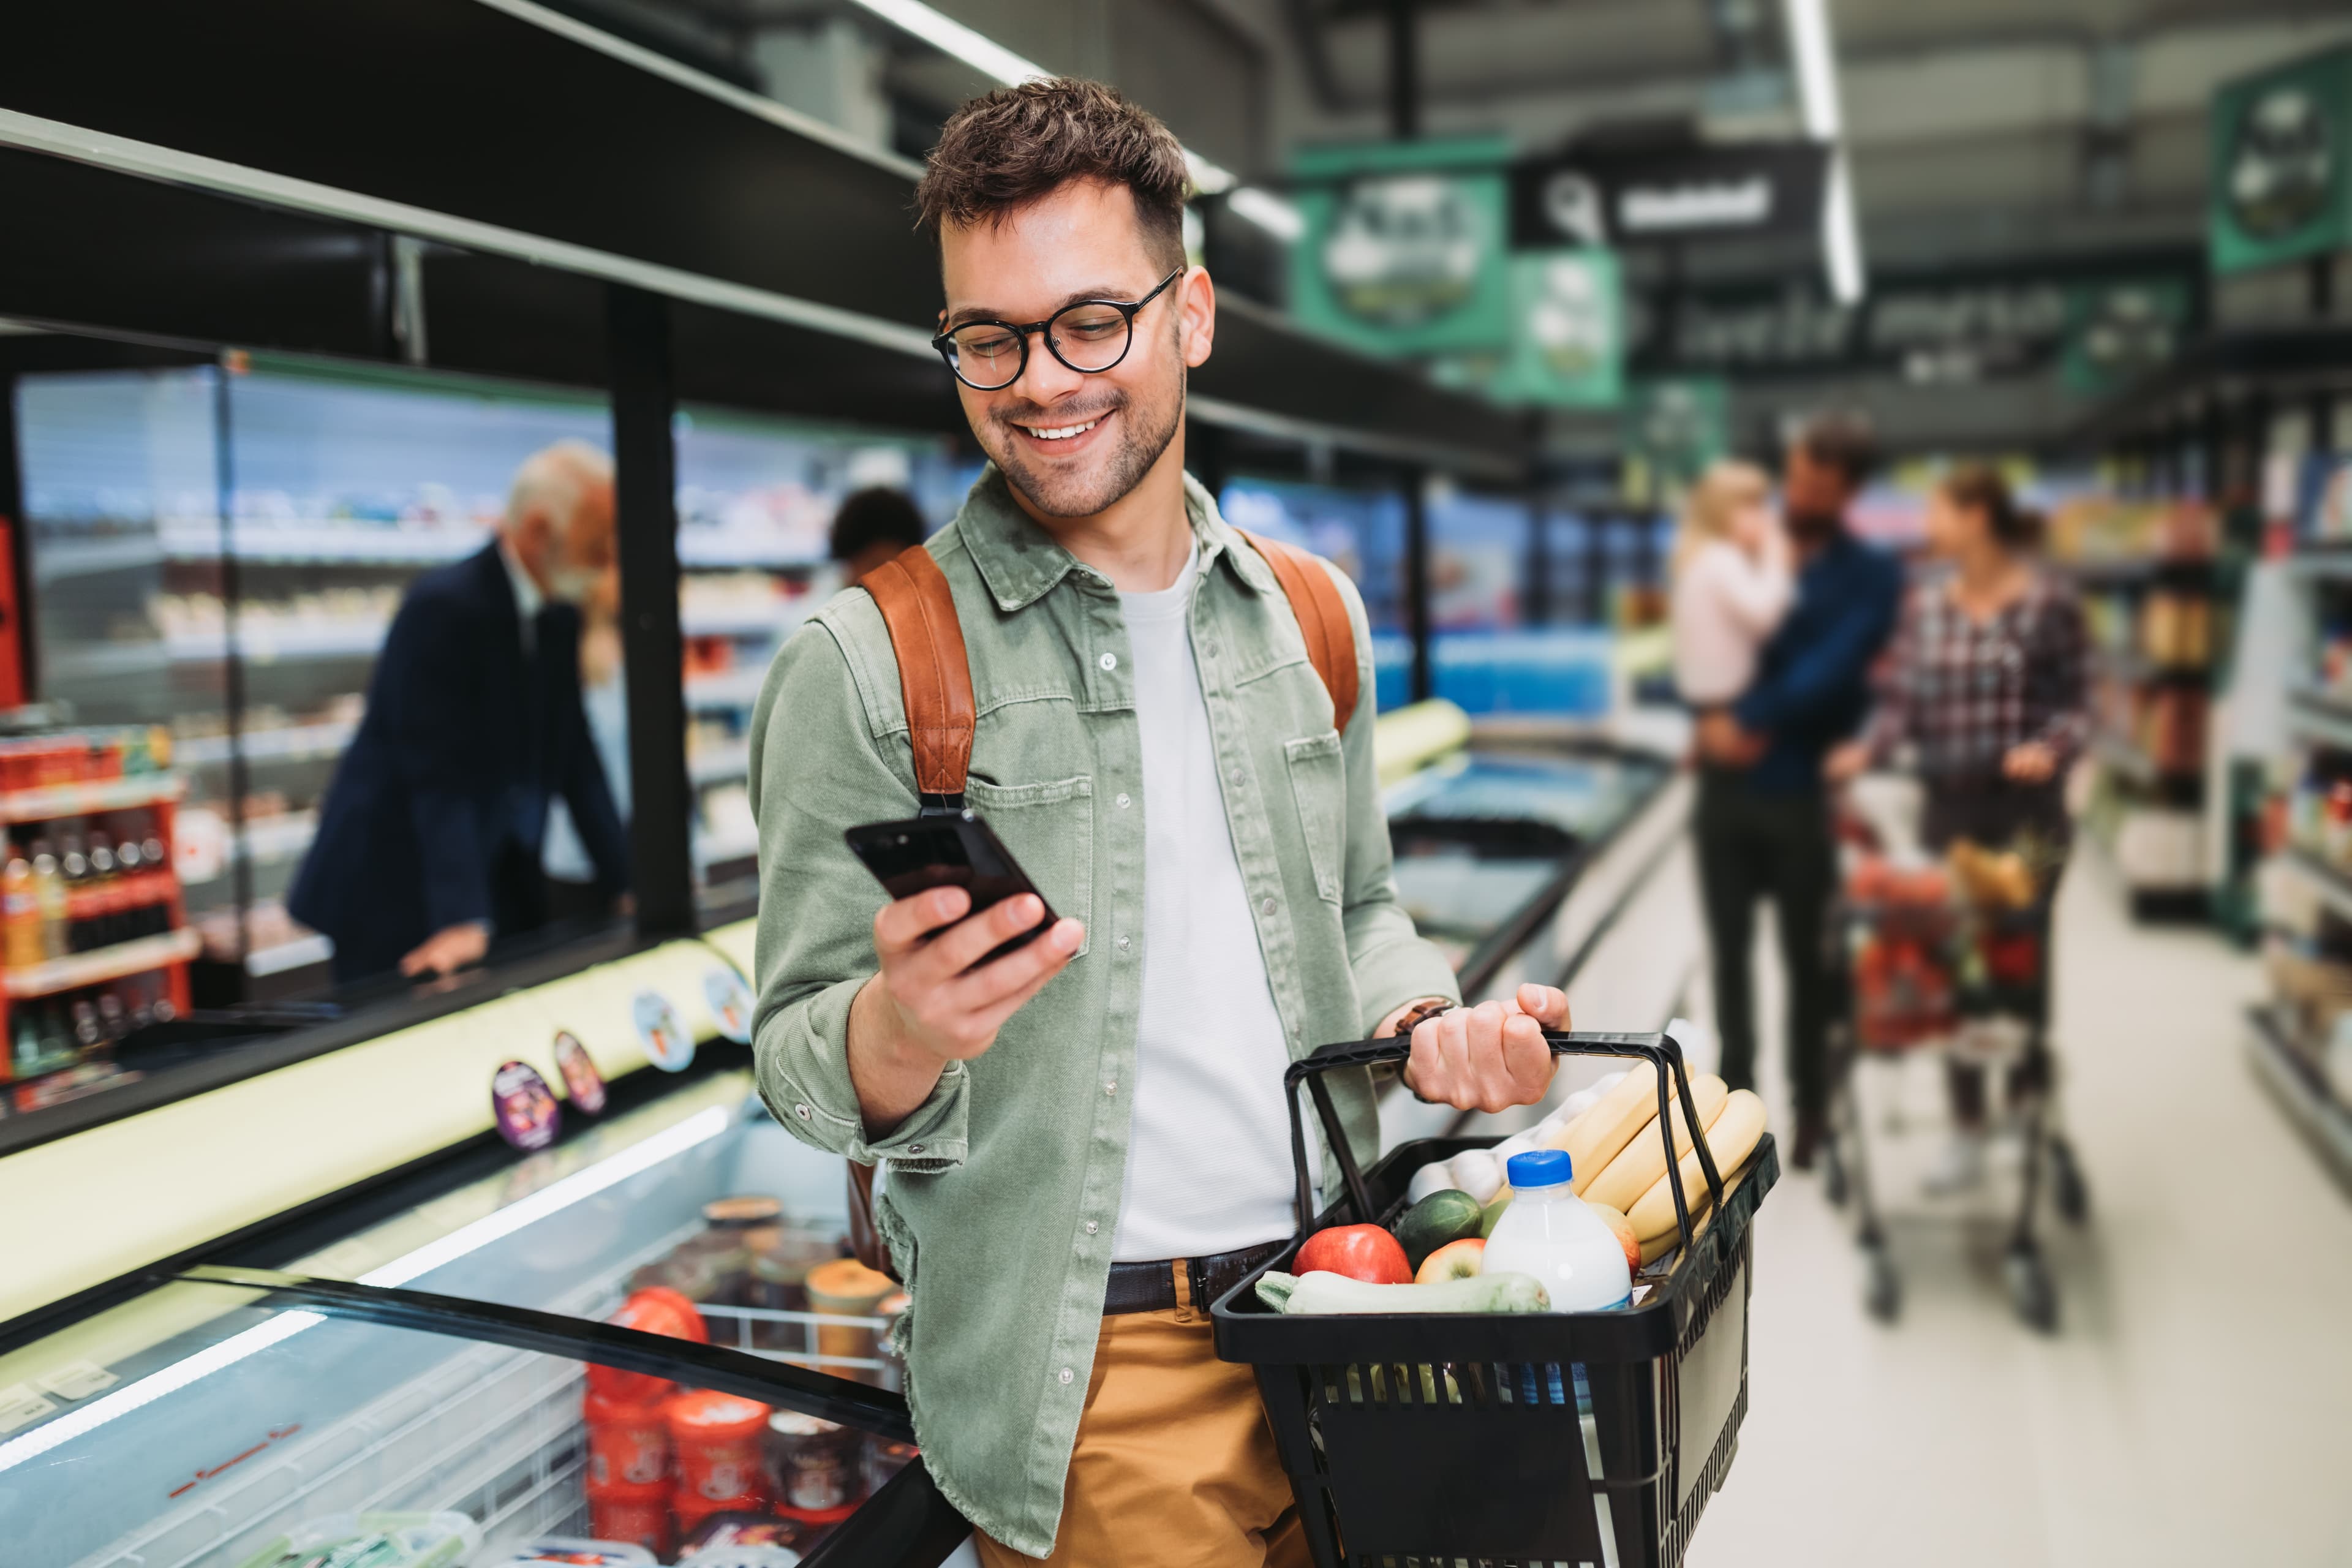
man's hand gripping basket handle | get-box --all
[1282,1031,1728,1268]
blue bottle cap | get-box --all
[1506,1148,1572,1189]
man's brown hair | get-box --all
[915,78,1191,271]
[1794,410,1879,490]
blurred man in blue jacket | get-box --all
[1692,413,1900,1168]
[290,442,630,984]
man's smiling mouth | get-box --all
[1016,417,1101,442]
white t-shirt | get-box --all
[1110,546,1304,1261]
[1670,537,1793,706]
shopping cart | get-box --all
[1820,827,2091,1330]
[1212,1031,1776,1568]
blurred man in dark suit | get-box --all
[290,441,630,983]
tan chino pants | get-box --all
[975,1262,1311,1568]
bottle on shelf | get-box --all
[30,839,66,961]
[3,843,41,970]
[59,829,90,954]
[88,830,121,949]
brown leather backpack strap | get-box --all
[1237,529,1361,734]
[859,546,976,810]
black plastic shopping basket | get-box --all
[1210,1031,1777,1568]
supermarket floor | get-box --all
[1681,845,2352,1568]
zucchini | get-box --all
[1256,1268,1551,1315]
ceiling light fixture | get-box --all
[840,0,1302,244]
[1782,0,1864,304]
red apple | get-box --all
[1414,1237,1485,1284]
[1295,1224,1411,1284]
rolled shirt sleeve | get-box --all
[747,603,969,1172]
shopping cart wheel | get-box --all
[1863,1246,1900,1323]
[2049,1137,2090,1224]
[2005,1243,2057,1333]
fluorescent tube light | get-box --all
[1228,185,1306,243]
[841,0,1048,88]
[1783,0,1841,141]
[1782,0,1864,303]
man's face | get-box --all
[938,180,1213,519]
[546,483,616,604]
[1781,443,1852,541]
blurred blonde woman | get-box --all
[1670,459,1792,709]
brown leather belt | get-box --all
[1102,1240,1289,1316]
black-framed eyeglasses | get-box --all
[931,268,1185,391]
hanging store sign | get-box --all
[2209,45,2352,275]
[1290,137,1514,356]
[1630,262,2196,383]
[1491,250,1625,408]
[1623,379,1729,490]
[1510,143,1828,250]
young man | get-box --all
[1691,414,1901,1169]
[748,79,1568,1566]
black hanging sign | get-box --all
[1511,143,1830,250]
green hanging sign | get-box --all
[1623,377,1728,491]
[1490,249,1623,407]
[1290,137,1514,357]
[2209,44,2352,276]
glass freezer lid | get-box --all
[0,1270,919,1568]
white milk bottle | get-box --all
[1481,1149,1632,1310]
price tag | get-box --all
[38,1360,117,1401]
[633,990,695,1072]
[0,1383,57,1434]
[552,1030,607,1115]
[703,967,753,1045]
[491,1060,563,1152]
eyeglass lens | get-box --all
[946,301,1134,390]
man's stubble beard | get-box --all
[983,349,1185,520]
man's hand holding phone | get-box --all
[848,884,1084,1134]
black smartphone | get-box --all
[843,809,1058,967]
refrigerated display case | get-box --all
[1384,736,1671,999]
[13,358,610,995]
[0,1264,963,1567]
[671,412,978,913]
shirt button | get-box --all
[909,1143,924,1155]
[1085,1220,1099,1235]
[794,1104,811,1121]
[1229,766,1245,785]
[1207,641,1219,656]
[1261,897,1277,916]
[1098,652,1118,671]
[1115,934,1131,951]
[1059,1367,1075,1385]
[1116,793,1131,809]
[1104,1080,1118,1096]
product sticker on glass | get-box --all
[703,967,753,1044]
[633,989,696,1072]
[492,1059,564,1150]
[553,1029,609,1114]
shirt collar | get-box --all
[497,533,546,625]
[953,462,1277,613]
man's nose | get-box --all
[1012,333,1088,402]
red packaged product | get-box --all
[587,1490,674,1559]
[669,1390,771,1504]
[585,1287,710,1403]
[583,1390,673,1490]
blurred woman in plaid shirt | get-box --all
[1829,464,2090,1190]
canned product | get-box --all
[766,1411,859,1512]
[582,1392,671,1490]
[669,1390,772,1503]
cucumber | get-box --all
[1392,1188,1485,1268]
[1256,1268,1552,1315]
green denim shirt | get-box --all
[747,466,1459,1555]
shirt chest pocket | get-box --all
[1284,731,1346,905]
[963,774,1095,955]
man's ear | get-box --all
[1180,265,1216,371]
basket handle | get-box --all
[1283,1030,1728,1259]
